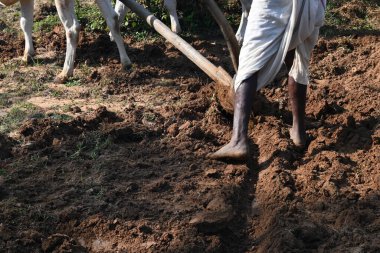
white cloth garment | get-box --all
[234,0,326,91]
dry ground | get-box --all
[0,1,379,252]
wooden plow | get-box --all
[118,0,238,113]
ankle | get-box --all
[292,122,305,132]
[230,134,248,146]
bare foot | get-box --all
[208,140,249,160]
[290,128,306,147]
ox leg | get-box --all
[236,0,252,46]
[110,0,129,41]
[164,0,181,33]
[20,0,34,63]
[209,74,257,160]
[96,0,131,69]
[54,0,81,83]
[285,50,307,147]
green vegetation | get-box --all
[28,0,243,40]
[143,111,156,122]
[71,131,113,159]
[50,89,64,98]
[0,62,18,77]
[133,30,150,41]
[34,15,60,33]
[75,1,107,32]
[0,102,38,133]
[321,0,379,36]
[64,78,81,87]
[33,2,106,33]
[0,168,6,176]
[0,93,10,108]
[48,113,73,121]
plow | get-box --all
[119,0,238,114]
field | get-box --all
[0,0,379,252]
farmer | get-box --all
[209,0,326,160]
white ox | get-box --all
[113,0,253,45]
[1,0,131,83]
[2,0,252,83]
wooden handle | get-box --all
[201,0,240,72]
[118,0,233,89]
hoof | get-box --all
[21,54,34,65]
[172,27,182,34]
[121,62,132,71]
[54,74,68,84]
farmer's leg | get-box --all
[209,74,257,160]
[285,50,307,147]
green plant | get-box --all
[321,0,377,36]
[31,80,46,93]
[0,93,10,108]
[71,131,112,159]
[0,168,6,176]
[133,30,149,41]
[50,89,64,97]
[75,2,107,32]
[0,102,38,133]
[49,113,73,121]
[34,15,60,33]
[64,78,81,87]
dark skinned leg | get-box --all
[285,50,307,147]
[208,73,258,160]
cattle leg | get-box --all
[54,0,80,83]
[236,0,251,46]
[164,0,181,33]
[208,74,257,160]
[20,0,34,63]
[110,0,129,41]
[96,0,132,70]
[285,50,307,147]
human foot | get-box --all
[208,140,249,160]
[290,127,306,147]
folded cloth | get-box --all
[234,0,326,91]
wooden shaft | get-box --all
[201,0,240,72]
[118,0,232,89]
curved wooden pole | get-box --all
[119,0,233,90]
[201,0,240,72]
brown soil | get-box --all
[1,4,379,253]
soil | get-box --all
[0,2,379,253]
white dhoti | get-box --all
[234,0,326,91]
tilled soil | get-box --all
[1,7,379,253]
